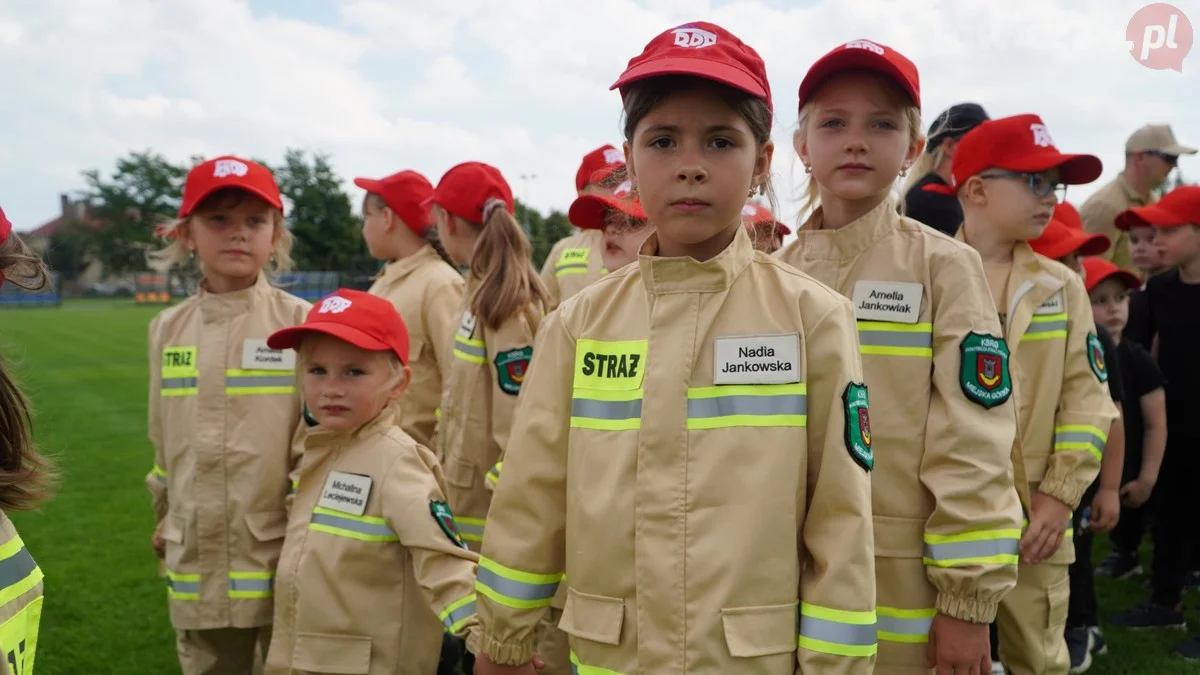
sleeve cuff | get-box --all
[1038,474,1087,510]
[936,592,999,624]
[482,633,536,667]
[464,629,481,657]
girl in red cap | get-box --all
[947,116,1119,675]
[146,156,311,675]
[0,208,58,675]
[776,39,1024,675]
[567,174,653,273]
[475,21,876,675]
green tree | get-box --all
[79,150,188,275]
[270,149,371,273]
[43,221,92,283]
[517,200,576,270]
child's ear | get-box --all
[388,365,413,400]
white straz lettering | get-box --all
[213,159,249,178]
[242,338,296,370]
[845,39,885,54]
[672,27,717,48]
[1030,124,1055,148]
[852,281,923,323]
[319,296,352,314]
[713,334,801,385]
[318,471,372,517]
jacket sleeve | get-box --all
[797,298,877,675]
[539,239,566,311]
[1039,275,1120,507]
[384,439,482,652]
[920,249,1022,624]
[427,274,466,384]
[484,306,542,466]
[475,311,572,666]
[144,314,168,524]
[285,419,306,515]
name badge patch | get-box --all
[458,310,477,339]
[852,281,923,323]
[1035,292,1065,315]
[713,333,801,385]
[318,471,372,517]
[241,338,296,371]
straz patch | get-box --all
[430,501,468,550]
[318,471,372,517]
[574,339,648,391]
[162,346,197,374]
[494,346,533,395]
[559,248,590,265]
[852,281,923,324]
[241,338,296,371]
[1087,333,1108,383]
[842,383,873,472]
[959,332,1012,409]
[712,333,801,385]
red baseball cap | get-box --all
[576,145,626,192]
[1115,185,1200,231]
[927,115,1103,195]
[569,180,647,230]
[428,162,514,225]
[1082,257,1140,294]
[798,39,920,111]
[354,170,434,235]
[611,22,773,113]
[1029,218,1110,260]
[268,289,410,365]
[742,203,792,236]
[0,206,11,246]
[180,156,283,218]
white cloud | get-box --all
[0,0,1197,243]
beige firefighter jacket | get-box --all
[145,274,310,629]
[477,227,878,675]
[540,230,606,311]
[0,512,43,675]
[1079,174,1153,272]
[366,245,464,450]
[265,402,480,675]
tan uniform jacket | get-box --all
[956,233,1119,547]
[477,228,877,675]
[437,276,544,549]
[0,513,43,675]
[366,245,465,450]
[266,404,480,675]
[774,199,1022,644]
[145,275,310,629]
[1079,175,1153,272]
[540,230,606,311]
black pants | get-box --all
[1150,435,1200,607]
[1109,502,1150,553]
[1067,482,1100,628]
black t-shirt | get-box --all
[1126,268,1200,437]
[1116,339,1166,479]
[904,174,963,236]
[1125,288,1152,350]
[1096,325,1124,402]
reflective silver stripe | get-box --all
[556,263,588,272]
[878,614,933,638]
[167,577,199,595]
[454,339,486,359]
[1025,320,1067,334]
[162,377,198,389]
[228,577,273,593]
[455,518,485,541]
[571,398,642,420]
[799,615,877,647]
[225,375,294,388]
[1055,429,1107,450]
[924,538,1019,562]
[476,566,559,603]
[688,393,806,419]
[0,547,37,592]
[310,512,398,539]
[857,330,933,349]
[442,599,477,629]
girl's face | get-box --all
[184,192,279,292]
[626,84,773,261]
[434,207,471,266]
[600,218,653,272]
[301,334,408,432]
[361,195,395,260]
[1089,278,1130,338]
[966,168,1061,242]
[1128,226,1164,274]
[797,71,922,207]
[1059,251,1083,277]
[1154,223,1200,267]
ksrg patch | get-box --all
[430,501,468,549]
[494,346,533,395]
[959,332,1012,409]
[843,382,873,472]
[1087,333,1108,382]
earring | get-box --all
[803,164,812,174]
[631,183,639,196]
[747,185,758,199]
[899,164,910,178]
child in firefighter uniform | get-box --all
[263,289,481,675]
[474,21,877,675]
[146,157,310,675]
[775,40,1023,675]
[938,115,1121,675]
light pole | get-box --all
[519,173,537,233]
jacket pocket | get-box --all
[721,602,798,658]
[873,515,926,559]
[559,588,624,645]
[292,632,372,674]
[246,510,289,542]
[445,457,476,490]
[163,510,187,545]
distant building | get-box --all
[24,194,122,292]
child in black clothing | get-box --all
[1109,186,1200,661]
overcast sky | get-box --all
[2,0,1198,236]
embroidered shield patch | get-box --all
[1087,333,1108,383]
[430,501,468,550]
[843,382,873,472]
[494,346,533,395]
[959,332,1012,409]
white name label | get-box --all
[242,338,296,371]
[458,310,477,339]
[713,334,801,385]
[1035,292,1065,315]
[852,281,923,324]
[318,471,372,517]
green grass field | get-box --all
[1,299,1198,673]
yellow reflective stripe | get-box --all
[309,507,399,542]
[555,265,589,277]
[1022,517,1074,539]
[288,479,298,494]
[686,383,807,429]
[440,593,478,633]
[455,516,486,543]
[0,594,41,675]
[857,322,934,357]
[454,335,486,364]
[166,570,200,600]
[877,606,935,643]
[569,651,626,674]
[0,536,42,608]
[476,557,562,610]
[228,571,274,599]
[923,528,1021,567]
[150,464,168,485]
[224,369,296,395]
[1022,314,1068,342]
[486,462,502,488]
[1054,424,1108,462]
[798,602,877,657]
[570,388,643,431]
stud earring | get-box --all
[747,185,758,199]
[803,164,812,174]
[899,164,910,178]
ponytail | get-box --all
[468,200,549,329]
[423,225,458,269]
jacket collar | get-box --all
[637,223,755,294]
[304,401,402,452]
[198,273,273,321]
[374,245,443,289]
[787,195,898,260]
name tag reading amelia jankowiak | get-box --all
[712,333,801,385]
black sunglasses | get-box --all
[978,170,1067,200]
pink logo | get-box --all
[1127,3,1193,71]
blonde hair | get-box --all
[149,188,294,279]
[363,192,456,269]
[902,144,945,194]
[0,232,50,292]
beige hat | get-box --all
[1126,124,1198,156]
